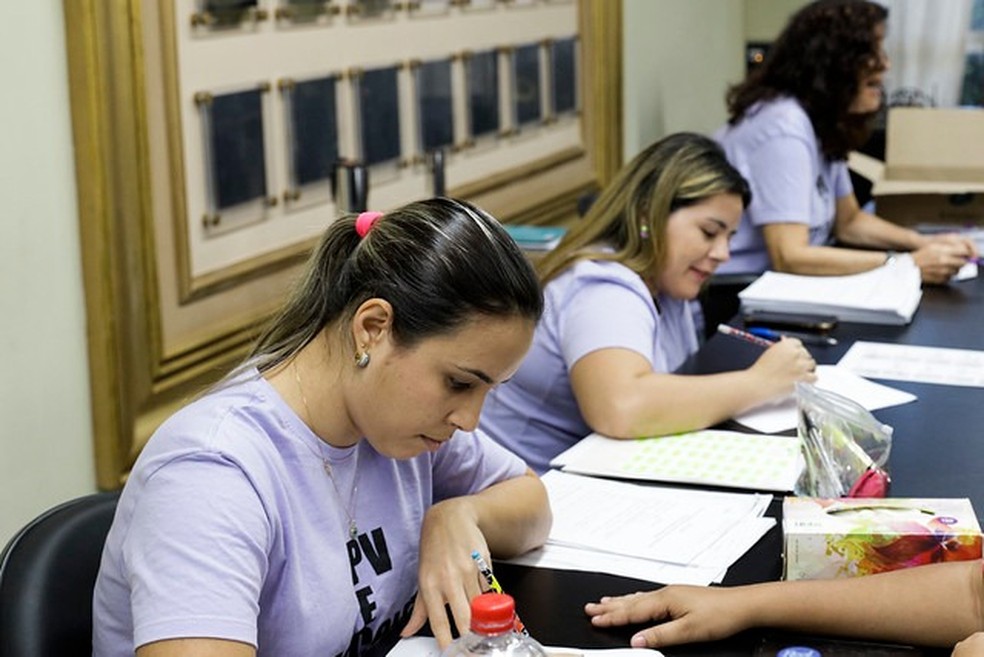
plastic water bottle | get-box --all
[441,593,547,657]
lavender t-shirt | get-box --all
[92,368,526,657]
[714,97,853,274]
[478,259,699,473]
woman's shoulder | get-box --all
[543,259,654,319]
[140,371,286,468]
[556,258,646,290]
[724,97,815,144]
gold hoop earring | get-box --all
[355,351,370,369]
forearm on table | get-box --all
[587,370,779,439]
[836,210,925,251]
[764,221,888,275]
[769,243,888,275]
[468,470,551,558]
[744,561,984,647]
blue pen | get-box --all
[747,326,838,347]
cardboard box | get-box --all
[783,497,982,580]
[849,107,984,225]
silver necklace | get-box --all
[293,360,361,539]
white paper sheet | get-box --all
[733,365,917,433]
[838,341,984,388]
[954,261,978,281]
[499,472,774,586]
[503,542,727,586]
[552,430,803,492]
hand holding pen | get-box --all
[747,326,838,347]
[717,323,836,347]
[717,324,818,389]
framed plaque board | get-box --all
[63,0,622,488]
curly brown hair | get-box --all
[726,0,888,160]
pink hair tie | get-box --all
[355,211,383,238]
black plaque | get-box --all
[513,43,542,127]
[551,37,577,116]
[416,59,454,152]
[355,66,401,166]
[200,0,258,27]
[410,0,451,15]
[353,0,394,18]
[960,52,984,106]
[205,88,267,210]
[280,0,332,22]
[287,76,339,187]
[466,50,499,139]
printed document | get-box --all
[502,471,774,585]
[839,341,984,388]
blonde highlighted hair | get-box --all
[537,132,750,286]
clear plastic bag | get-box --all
[795,382,893,498]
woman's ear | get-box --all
[351,298,394,351]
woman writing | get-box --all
[478,133,817,474]
[715,0,976,283]
[92,198,552,656]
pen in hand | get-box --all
[747,326,838,347]
[471,550,529,636]
[716,323,775,348]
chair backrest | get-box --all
[0,491,120,657]
[697,273,759,339]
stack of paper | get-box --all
[504,471,774,585]
[552,430,804,491]
[738,257,922,325]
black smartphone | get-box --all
[755,635,924,657]
[743,310,839,334]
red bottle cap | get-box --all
[470,593,515,633]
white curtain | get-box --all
[881,0,973,107]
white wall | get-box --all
[0,2,96,545]
[745,0,809,42]
[622,0,809,162]
[0,0,810,547]
[622,0,746,160]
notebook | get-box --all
[738,256,922,325]
[502,224,566,251]
[550,430,804,492]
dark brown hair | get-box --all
[247,197,543,374]
[726,0,888,160]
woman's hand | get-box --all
[585,586,751,648]
[911,235,977,285]
[953,631,984,657]
[401,498,488,648]
[748,337,817,399]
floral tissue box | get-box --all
[783,497,982,580]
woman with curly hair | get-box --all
[715,0,975,284]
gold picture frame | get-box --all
[64,0,622,489]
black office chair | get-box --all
[0,490,120,657]
[697,272,759,339]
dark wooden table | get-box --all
[496,276,984,656]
